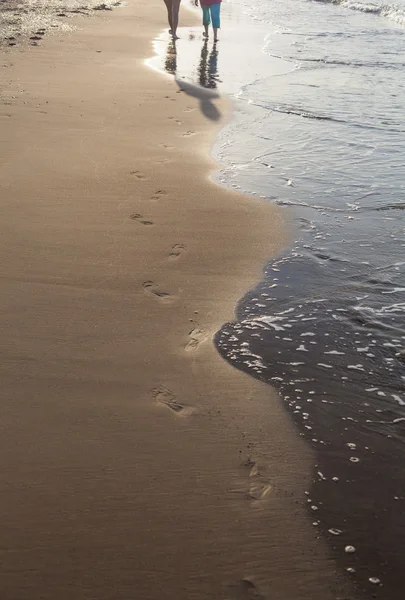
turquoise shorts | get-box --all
[202,3,221,29]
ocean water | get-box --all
[152,1,405,597]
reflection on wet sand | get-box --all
[198,40,219,89]
[164,38,177,75]
[164,37,220,90]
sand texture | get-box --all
[0,2,350,599]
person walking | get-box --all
[195,0,221,43]
[163,0,182,39]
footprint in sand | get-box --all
[150,189,168,202]
[129,213,154,226]
[244,458,272,503]
[130,170,147,180]
[227,579,266,600]
[248,481,272,501]
[185,327,208,352]
[159,143,174,150]
[153,386,191,415]
[245,456,259,476]
[143,281,173,303]
[168,244,186,261]
[182,130,197,137]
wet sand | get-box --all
[0,2,350,599]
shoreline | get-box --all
[0,2,350,599]
[191,4,405,599]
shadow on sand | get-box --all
[175,77,221,121]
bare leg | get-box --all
[171,0,181,39]
[163,0,173,32]
[213,27,218,42]
[203,24,209,38]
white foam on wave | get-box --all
[314,0,405,28]
[252,315,289,331]
[382,287,405,294]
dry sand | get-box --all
[0,2,350,599]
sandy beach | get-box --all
[0,2,350,599]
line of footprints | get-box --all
[128,170,209,401]
[128,172,187,294]
[128,168,272,508]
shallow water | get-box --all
[152,1,405,597]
